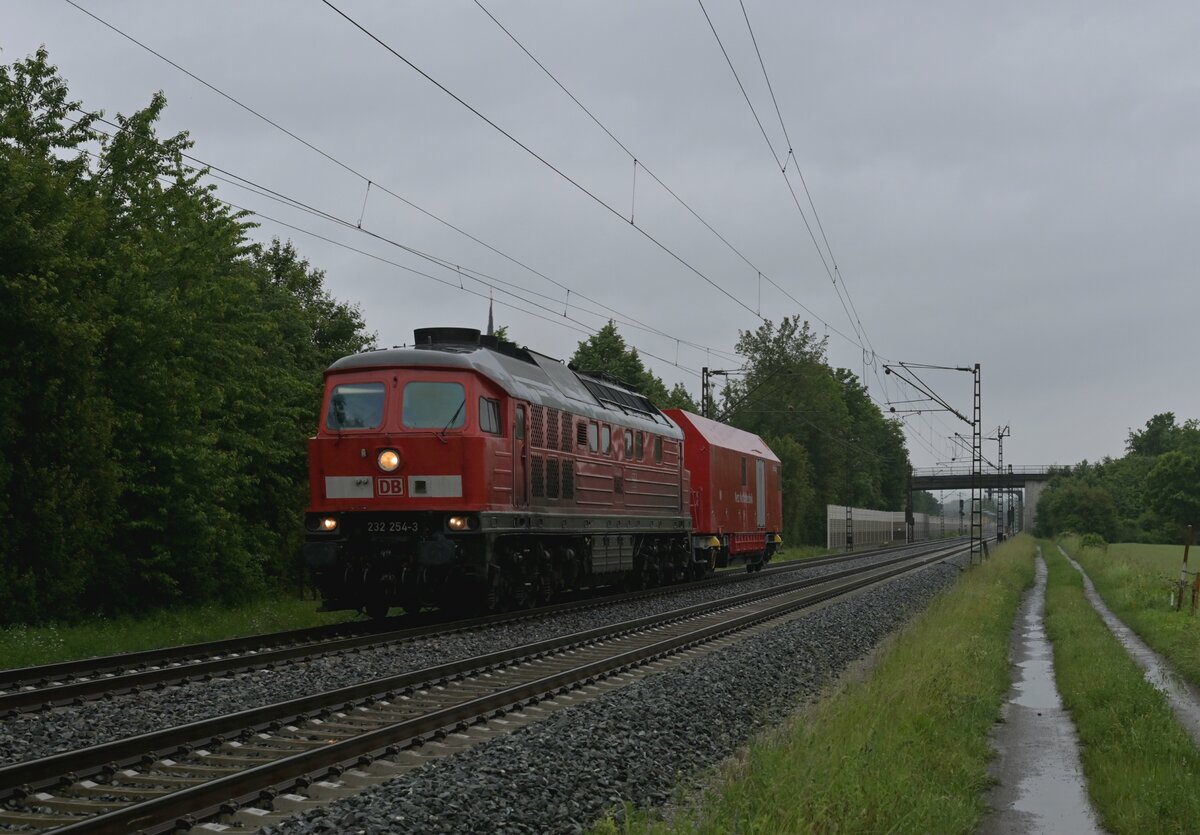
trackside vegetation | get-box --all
[1042,543,1200,833]
[0,50,373,624]
[0,598,357,670]
[1059,536,1200,686]
[0,547,824,668]
[600,536,1035,835]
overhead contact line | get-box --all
[319,0,764,323]
[61,0,743,369]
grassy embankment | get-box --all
[600,535,1035,835]
[0,597,357,670]
[1042,542,1200,832]
[1059,535,1200,684]
[1,546,833,669]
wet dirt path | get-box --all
[980,549,1104,835]
[1058,544,1200,746]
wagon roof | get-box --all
[662,409,780,462]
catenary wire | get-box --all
[60,0,741,368]
[469,0,875,361]
[319,0,764,322]
[68,128,707,377]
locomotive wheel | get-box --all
[365,602,390,619]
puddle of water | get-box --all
[1059,545,1200,747]
[982,551,1104,835]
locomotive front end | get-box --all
[304,344,502,617]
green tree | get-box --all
[1146,451,1200,536]
[0,49,116,621]
[0,50,373,623]
[1035,481,1119,540]
[719,316,912,543]
[569,321,695,409]
[1127,412,1182,457]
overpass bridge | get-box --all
[911,465,1059,532]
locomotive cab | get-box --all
[304,356,511,616]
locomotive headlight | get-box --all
[447,515,469,531]
[377,449,401,472]
[320,516,339,532]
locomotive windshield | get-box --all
[403,381,466,429]
[326,382,385,430]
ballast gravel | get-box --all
[264,555,969,835]
[0,548,949,766]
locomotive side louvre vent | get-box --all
[561,412,572,452]
[547,408,559,450]
[532,406,545,448]
[614,474,624,494]
[531,454,545,498]
[575,420,588,448]
[546,457,560,499]
[562,459,575,499]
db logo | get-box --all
[377,478,405,496]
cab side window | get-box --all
[479,398,502,435]
[601,425,611,454]
[635,431,644,460]
[624,429,634,458]
[588,422,599,453]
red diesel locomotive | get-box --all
[303,327,782,616]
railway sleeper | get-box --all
[0,808,80,827]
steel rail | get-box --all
[0,540,965,833]
[1,540,957,714]
[34,541,965,834]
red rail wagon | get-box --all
[663,409,783,571]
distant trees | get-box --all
[1036,412,1200,542]
[0,50,371,624]
[719,316,910,544]
[569,317,913,546]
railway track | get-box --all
[0,541,958,716]
[0,539,967,833]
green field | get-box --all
[1043,542,1200,833]
[601,536,1035,835]
[1060,536,1200,686]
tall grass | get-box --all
[1043,543,1200,833]
[1061,536,1200,686]
[604,535,1035,835]
[0,597,357,670]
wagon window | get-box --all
[588,422,599,453]
[326,382,385,430]
[403,381,466,429]
[479,397,502,435]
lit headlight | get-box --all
[320,516,338,532]
[377,449,400,472]
[447,515,469,531]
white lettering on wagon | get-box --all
[734,492,753,504]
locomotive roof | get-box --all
[328,337,682,438]
[663,409,781,462]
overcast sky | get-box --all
[7,1,1199,472]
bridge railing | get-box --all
[911,464,1064,479]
